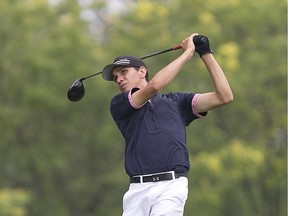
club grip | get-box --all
[172,45,182,50]
[172,35,207,50]
[193,35,207,45]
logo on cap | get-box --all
[114,58,130,65]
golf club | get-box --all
[67,35,207,102]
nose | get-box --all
[116,74,124,84]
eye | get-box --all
[121,69,128,75]
[113,68,128,82]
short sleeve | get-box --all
[167,92,207,126]
[110,88,144,121]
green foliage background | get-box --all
[0,0,286,215]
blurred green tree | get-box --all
[0,189,31,216]
[0,0,286,215]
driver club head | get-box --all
[67,79,85,102]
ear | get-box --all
[139,66,147,79]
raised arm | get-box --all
[196,49,233,112]
[132,34,197,106]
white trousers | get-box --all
[122,177,188,216]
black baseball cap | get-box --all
[102,56,147,81]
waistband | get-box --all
[130,171,188,183]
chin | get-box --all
[120,87,129,92]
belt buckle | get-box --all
[165,171,176,180]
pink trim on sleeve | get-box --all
[128,89,146,109]
[192,94,205,118]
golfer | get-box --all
[102,33,233,216]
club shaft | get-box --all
[80,71,102,81]
[140,35,206,60]
[140,45,181,59]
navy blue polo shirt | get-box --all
[110,88,207,177]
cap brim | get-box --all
[102,64,117,81]
[102,64,135,81]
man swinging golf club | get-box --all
[102,33,233,216]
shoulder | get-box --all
[110,92,126,108]
[110,88,141,107]
[110,88,141,120]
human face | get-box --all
[112,66,143,92]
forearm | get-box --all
[202,54,233,103]
[148,50,193,91]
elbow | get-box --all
[222,92,234,104]
[147,80,163,92]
